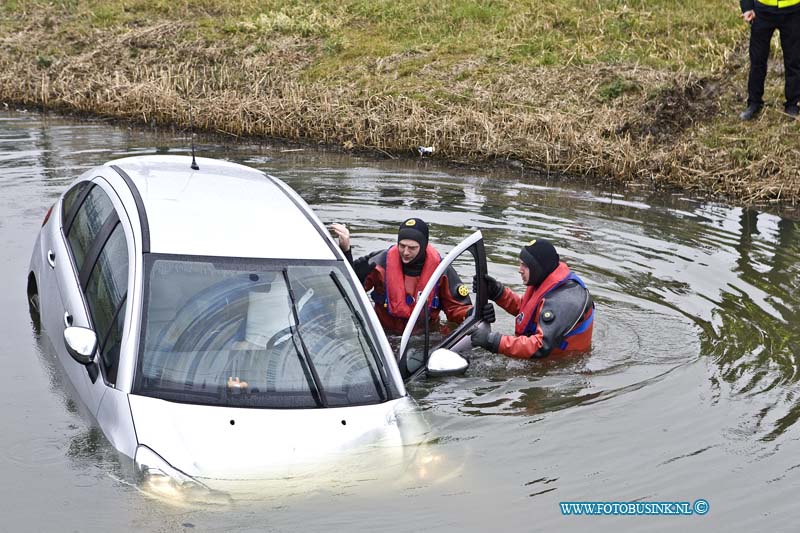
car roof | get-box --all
[103,155,336,260]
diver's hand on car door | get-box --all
[470,322,501,353]
[467,302,495,323]
[473,274,504,301]
[481,302,496,323]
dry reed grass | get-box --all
[1,7,799,208]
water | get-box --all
[1,110,799,530]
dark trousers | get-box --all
[747,10,800,108]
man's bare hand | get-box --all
[330,223,351,252]
[743,10,755,23]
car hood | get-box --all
[128,394,428,482]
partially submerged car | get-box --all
[27,155,489,493]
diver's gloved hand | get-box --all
[471,323,501,353]
[466,302,496,323]
[481,302,496,323]
[473,274,504,301]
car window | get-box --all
[135,256,398,409]
[84,223,129,385]
[61,181,90,229]
[66,185,115,273]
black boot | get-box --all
[739,103,762,121]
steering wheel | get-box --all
[266,326,294,350]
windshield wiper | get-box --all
[282,269,327,408]
[329,271,389,401]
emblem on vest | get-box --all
[516,312,525,324]
[457,284,469,297]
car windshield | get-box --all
[134,255,397,408]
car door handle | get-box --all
[63,312,73,328]
[47,250,56,268]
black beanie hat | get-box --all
[519,238,559,286]
[397,218,429,249]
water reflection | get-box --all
[4,110,800,527]
[10,110,795,441]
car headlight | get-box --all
[134,445,220,502]
[135,445,198,485]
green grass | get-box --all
[3,0,797,206]
[598,77,642,101]
[0,0,743,75]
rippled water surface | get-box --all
[2,111,799,530]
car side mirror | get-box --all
[64,326,97,365]
[426,348,469,378]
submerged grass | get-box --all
[1,0,798,206]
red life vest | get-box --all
[383,244,441,319]
[514,262,591,339]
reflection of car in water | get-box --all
[27,155,489,496]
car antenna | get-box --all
[189,108,199,171]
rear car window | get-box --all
[66,185,114,273]
[61,181,90,229]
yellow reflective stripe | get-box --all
[757,0,800,7]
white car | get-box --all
[27,155,489,494]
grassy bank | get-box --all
[1,0,799,206]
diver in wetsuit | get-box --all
[331,218,474,335]
[470,238,594,359]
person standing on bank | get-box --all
[739,0,800,120]
[330,219,473,335]
[470,238,594,359]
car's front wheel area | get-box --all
[27,272,41,333]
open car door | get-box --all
[397,231,489,380]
